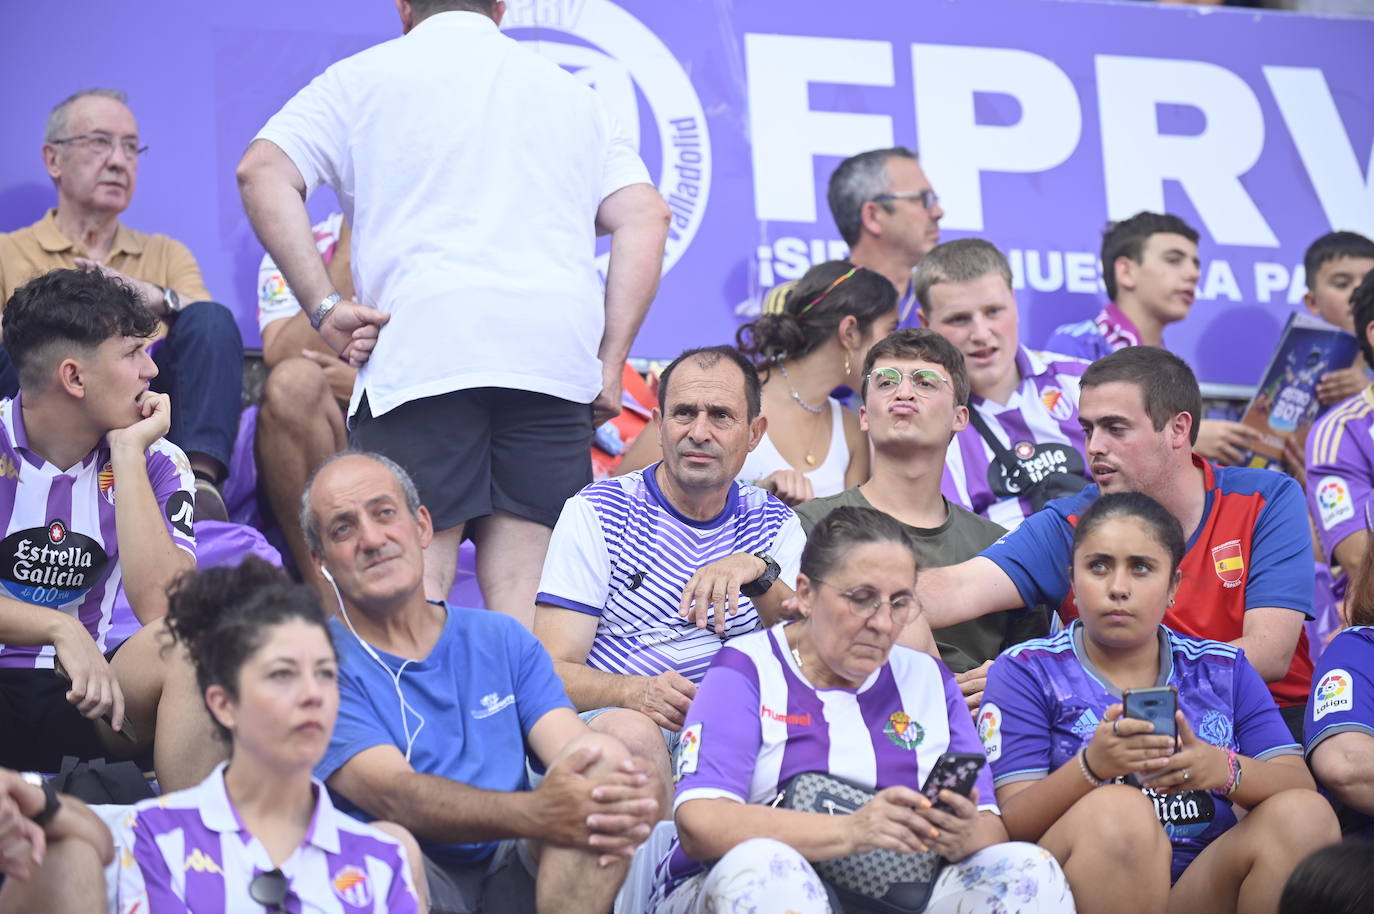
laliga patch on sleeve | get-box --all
[977,703,1002,763]
[674,722,702,781]
[1313,669,1354,721]
[1316,476,1355,530]
[165,490,195,538]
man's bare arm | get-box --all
[328,745,542,845]
[913,557,1025,632]
[1233,606,1304,683]
[592,183,670,424]
[237,140,334,312]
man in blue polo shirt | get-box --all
[905,346,1314,735]
[303,451,659,914]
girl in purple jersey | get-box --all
[986,493,1338,914]
[653,507,1069,913]
[112,560,424,914]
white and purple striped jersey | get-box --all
[0,395,196,668]
[114,763,419,914]
[657,625,997,889]
[536,465,804,684]
[941,347,1091,530]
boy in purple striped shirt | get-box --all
[915,239,1092,530]
[0,269,218,786]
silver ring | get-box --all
[1182,769,1191,782]
[1111,719,1121,737]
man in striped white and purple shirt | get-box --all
[915,239,1091,530]
[535,346,805,807]
[0,268,208,781]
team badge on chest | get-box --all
[883,711,924,750]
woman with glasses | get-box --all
[649,506,1069,913]
[617,261,899,506]
[112,559,423,913]
[981,493,1337,914]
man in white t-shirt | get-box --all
[237,0,670,626]
[534,346,805,807]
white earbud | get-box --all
[322,563,424,762]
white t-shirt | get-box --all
[536,466,805,684]
[254,11,651,417]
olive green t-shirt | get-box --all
[794,486,1047,672]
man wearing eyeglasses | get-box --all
[0,88,243,521]
[795,329,1046,709]
[825,147,945,324]
[916,238,1092,531]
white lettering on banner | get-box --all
[1096,56,1276,248]
[756,237,850,286]
[1064,252,1100,295]
[745,34,895,224]
[912,44,1082,233]
[738,35,1368,256]
[1200,260,1242,302]
[1264,68,1374,239]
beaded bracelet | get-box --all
[1216,748,1243,797]
[1078,748,1106,787]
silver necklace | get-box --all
[777,360,826,414]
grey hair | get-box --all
[299,451,423,555]
[45,89,130,143]
[827,147,918,247]
[913,238,1015,313]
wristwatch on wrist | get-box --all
[740,550,781,598]
[309,292,342,330]
[19,772,61,828]
[160,285,183,314]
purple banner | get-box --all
[2,0,1371,385]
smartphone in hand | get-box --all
[920,752,986,812]
[53,658,138,744]
[1123,685,1178,742]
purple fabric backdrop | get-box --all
[1,0,1370,385]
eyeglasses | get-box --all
[49,132,147,160]
[872,189,939,213]
[249,868,288,913]
[811,579,916,624]
[865,366,951,398]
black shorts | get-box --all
[422,841,537,914]
[350,388,593,531]
[0,650,120,773]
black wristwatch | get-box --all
[19,772,61,828]
[740,551,781,598]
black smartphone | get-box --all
[920,752,986,811]
[1122,685,1178,741]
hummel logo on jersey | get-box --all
[183,849,223,874]
[626,570,648,591]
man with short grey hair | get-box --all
[303,450,660,914]
[0,88,244,520]
[826,147,944,322]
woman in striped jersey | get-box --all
[112,559,424,913]
[652,506,1069,913]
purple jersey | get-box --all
[1305,386,1374,600]
[980,622,1299,880]
[114,763,418,914]
[1304,626,1374,840]
[0,395,196,668]
[941,347,1091,530]
[1044,303,1141,363]
[656,624,996,891]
